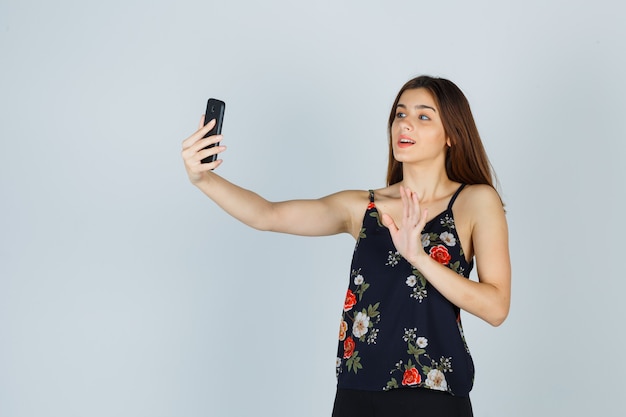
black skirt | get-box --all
[331,388,473,417]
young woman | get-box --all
[181,76,511,417]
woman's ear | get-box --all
[446,137,452,147]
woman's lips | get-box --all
[397,135,416,148]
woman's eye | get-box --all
[419,114,430,121]
[396,112,406,118]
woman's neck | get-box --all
[398,164,456,202]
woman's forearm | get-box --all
[193,172,276,231]
[410,255,510,326]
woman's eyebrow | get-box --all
[396,103,437,112]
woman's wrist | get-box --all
[406,250,430,270]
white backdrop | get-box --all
[1,0,625,416]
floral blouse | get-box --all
[335,184,475,397]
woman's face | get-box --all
[390,88,450,165]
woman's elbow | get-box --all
[487,314,507,327]
[486,302,510,327]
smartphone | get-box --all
[201,98,226,164]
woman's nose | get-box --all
[399,119,413,131]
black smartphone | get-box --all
[201,98,226,164]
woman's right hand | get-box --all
[181,116,226,184]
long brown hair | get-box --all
[386,76,498,192]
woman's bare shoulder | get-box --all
[458,184,503,206]
[455,184,506,223]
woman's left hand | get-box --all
[381,186,428,265]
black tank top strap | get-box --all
[447,184,466,211]
[368,189,375,203]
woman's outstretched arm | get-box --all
[182,118,362,237]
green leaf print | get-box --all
[355,282,370,301]
[407,343,426,357]
[385,377,399,390]
[412,269,427,285]
[369,211,383,227]
[346,351,363,373]
[367,302,380,318]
